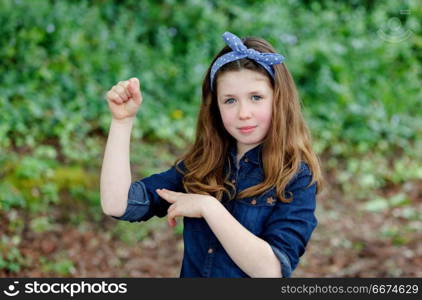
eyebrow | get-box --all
[222,91,264,98]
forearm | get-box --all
[203,200,282,277]
[100,117,134,216]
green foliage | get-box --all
[30,216,57,233]
[0,247,25,273]
[0,234,26,273]
[39,256,76,276]
[173,220,184,236]
[2,0,418,154]
[363,193,411,213]
[111,216,167,245]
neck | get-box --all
[236,142,260,162]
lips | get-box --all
[238,125,257,133]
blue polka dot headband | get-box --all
[210,32,285,91]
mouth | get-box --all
[238,125,257,134]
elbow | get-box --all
[100,198,126,217]
[102,207,125,218]
[257,242,283,278]
[267,265,283,278]
[252,264,282,278]
[253,265,282,278]
[101,205,116,217]
[102,208,122,218]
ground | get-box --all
[1,176,421,278]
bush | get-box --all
[0,0,421,215]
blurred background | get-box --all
[0,0,421,277]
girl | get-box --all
[100,32,323,278]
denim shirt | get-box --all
[112,144,318,278]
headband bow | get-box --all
[210,32,285,91]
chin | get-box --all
[236,136,264,145]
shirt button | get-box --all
[251,199,257,205]
[208,248,214,254]
[244,158,249,163]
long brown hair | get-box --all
[175,34,323,203]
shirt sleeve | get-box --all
[260,162,318,278]
[112,161,186,223]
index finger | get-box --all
[156,189,177,203]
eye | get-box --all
[224,98,235,104]
[252,95,262,101]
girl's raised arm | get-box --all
[100,78,142,216]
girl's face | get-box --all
[216,69,273,156]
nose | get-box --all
[238,101,252,120]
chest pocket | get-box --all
[232,190,277,236]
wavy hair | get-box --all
[175,35,323,203]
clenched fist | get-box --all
[106,77,143,120]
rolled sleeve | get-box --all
[112,161,186,223]
[261,162,318,278]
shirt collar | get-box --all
[228,142,262,166]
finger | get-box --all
[160,188,181,195]
[122,80,130,88]
[168,218,176,227]
[128,77,141,104]
[167,203,175,214]
[114,84,129,102]
[127,78,140,100]
[107,90,123,104]
[167,213,177,227]
[156,188,177,203]
[117,81,131,99]
[161,189,186,201]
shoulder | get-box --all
[174,159,187,174]
[298,161,312,177]
[142,160,186,184]
[292,161,312,180]
[286,161,314,192]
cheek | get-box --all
[219,108,234,127]
[256,106,272,128]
